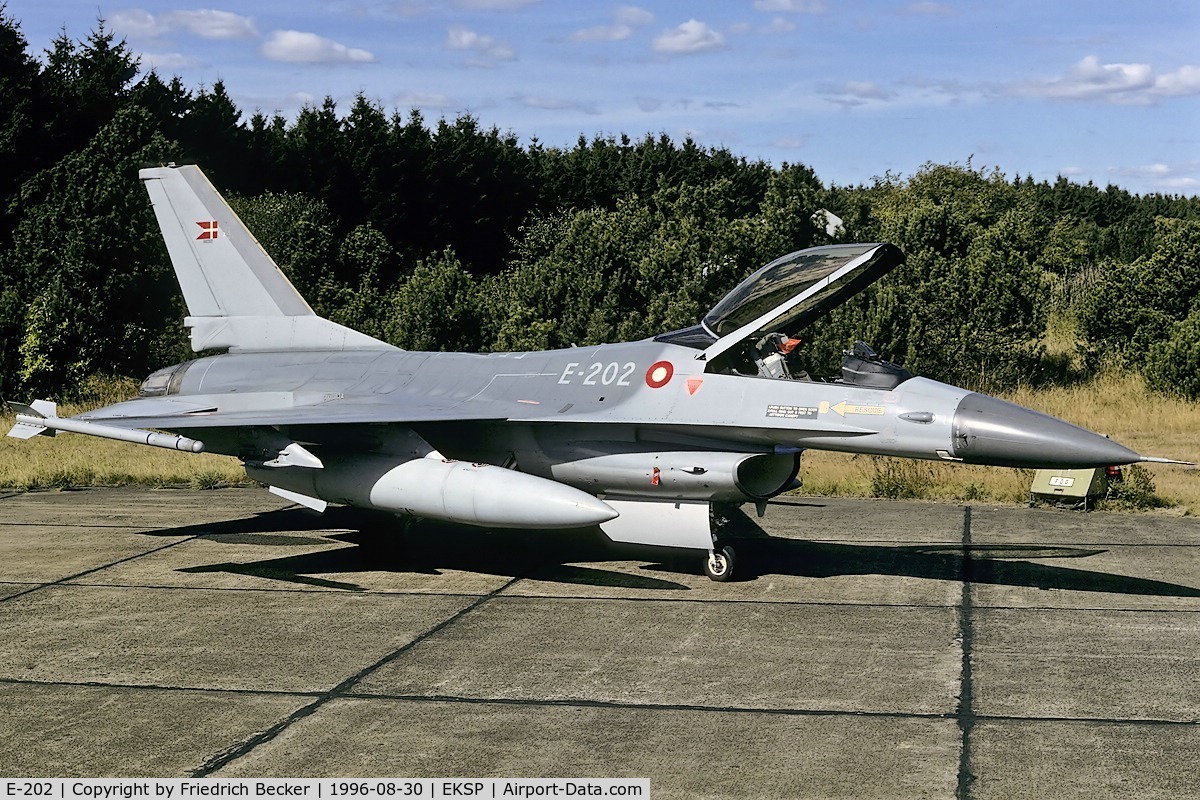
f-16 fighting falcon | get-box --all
[6,165,1179,580]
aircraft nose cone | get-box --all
[952,392,1142,468]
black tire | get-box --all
[703,545,737,582]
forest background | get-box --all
[2,18,1199,504]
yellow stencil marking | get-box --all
[830,400,886,417]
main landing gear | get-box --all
[703,543,737,582]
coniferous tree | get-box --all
[6,108,179,396]
[0,6,44,222]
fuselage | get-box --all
[110,337,1140,506]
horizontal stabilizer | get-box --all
[185,315,388,353]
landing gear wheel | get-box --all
[704,545,737,582]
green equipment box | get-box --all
[1029,467,1111,510]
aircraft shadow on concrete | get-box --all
[146,506,690,592]
[142,504,1200,598]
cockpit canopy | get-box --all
[702,243,903,340]
[656,242,905,356]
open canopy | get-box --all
[656,242,904,361]
[702,243,903,341]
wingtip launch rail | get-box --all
[6,399,205,453]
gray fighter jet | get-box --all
[4,165,1174,580]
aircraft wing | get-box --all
[72,395,510,430]
[52,384,867,454]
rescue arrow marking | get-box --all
[829,401,886,417]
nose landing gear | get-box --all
[704,544,737,582]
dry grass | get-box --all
[799,451,1036,505]
[1007,373,1200,514]
[3,373,1197,513]
[0,393,249,491]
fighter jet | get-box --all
[4,165,1174,580]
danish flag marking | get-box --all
[196,220,219,240]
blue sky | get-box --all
[9,1,1200,196]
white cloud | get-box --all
[818,80,897,107]
[1108,162,1200,192]
[165,9,258,39]
[1153,65,1200,97]
[1035,56,1152,101]
[447,27,483,49]
[570,24,633,42]
[652,20,725,55]
[513,94,572,110]
[774,135,809,149]
[111,9,161,38]
[111,8,258,40]
[261,30,376,63]
[617,6,654,26]
[512,94,600,115]
[1011,56,1200,105]
[761,17,796,34]
[896,77,983,107]
[571,25,628,41]
[570,6,653,42]
[447,26,516,63]
[1133,163,1173,177]
[1161,177,1200,191]
[136,51,203,71]
[395,91,457,110]
[752,0,825,13]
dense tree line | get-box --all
[2,14,1199,401]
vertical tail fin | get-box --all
[140,164,394,353]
